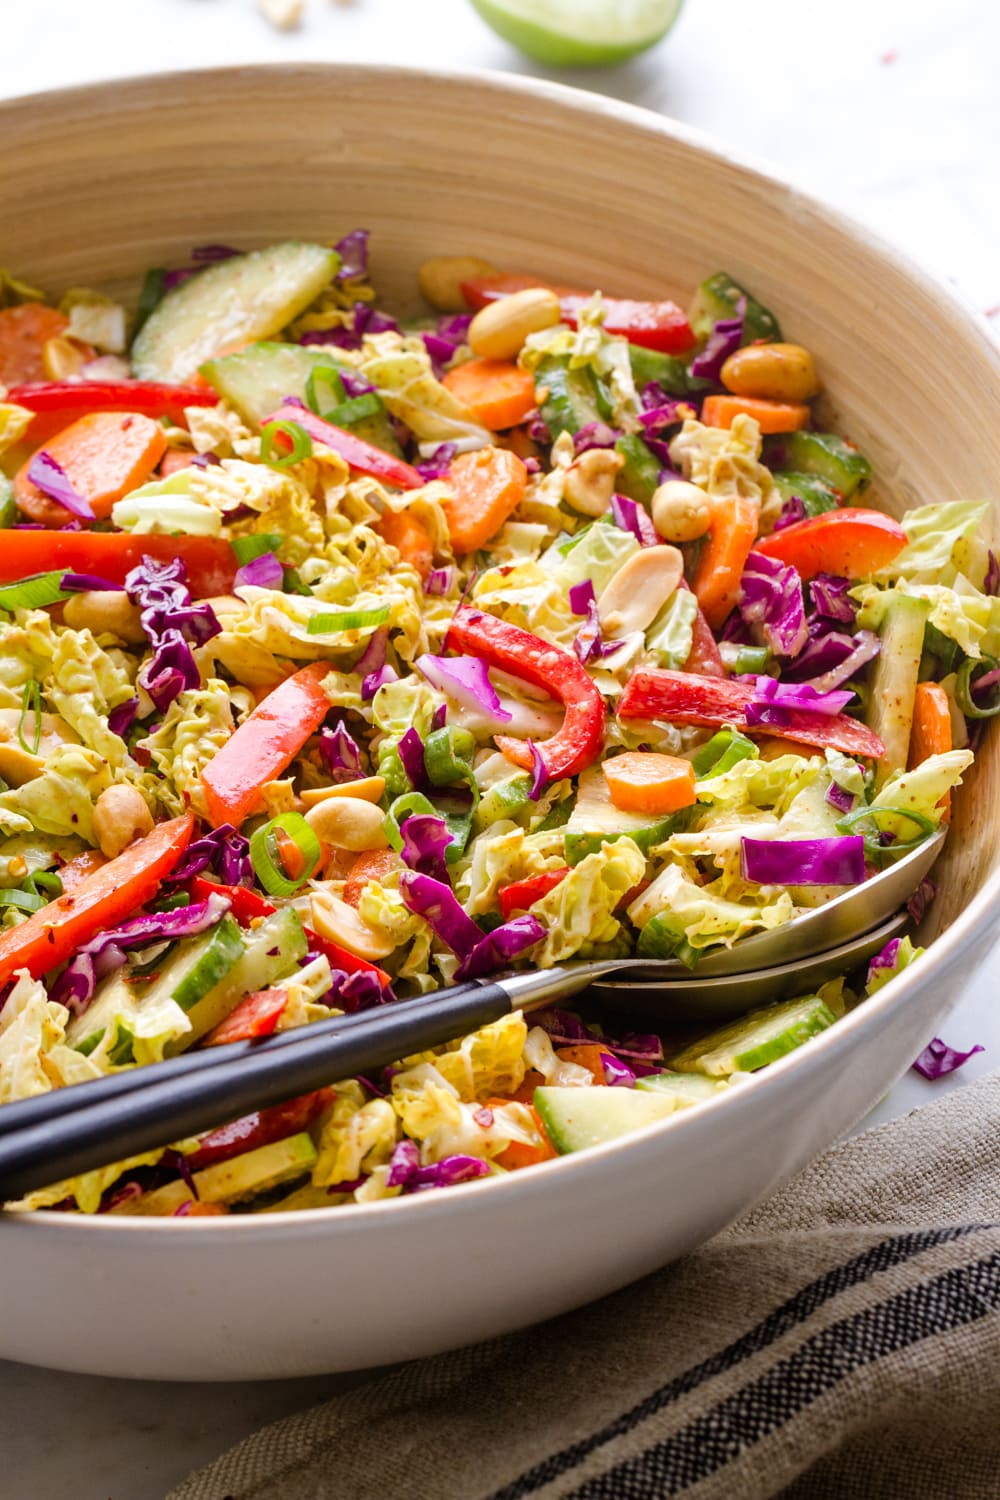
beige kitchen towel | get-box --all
[170,1074,1000,1500]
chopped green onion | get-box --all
[0,887,46,913]
[836,804,937,861]
[955,655,1000,719]
[0,571,72,611]
[305,365,346,417]
[306,604,392,635]
[30,870,63,899]
[383,791,440,853]
[231,532,283,566]
[691,729,759,780]
[320,393,383,427]
[249,812,322,898]
[135,267,167,335]
[283,567,312,597]
[260,419,313,470]
[17,681,42,755]
[0,476,16,530]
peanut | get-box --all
[651,479,713,542]
[468,288,561,361]
[299,776,386,808]
[563,447,625,517]
[63,590,145,645]
[598,544,685,636]
[418,255,498,314]
[309,888,395,961]
[92,784,154,860]
[720,343,820,403]
[304,796,389,852]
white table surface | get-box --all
[2,1,999,1494]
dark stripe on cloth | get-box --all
[566,1250,1000,1499]
[489,1223,993,1500]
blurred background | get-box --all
[1,4,997,1497]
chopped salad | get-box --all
[0,235,991,1217]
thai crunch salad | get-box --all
[0,236,989,1216]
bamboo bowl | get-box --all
[0,65,998,1381]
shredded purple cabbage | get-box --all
[810,574,857,625]
[108,697,139,739]
[318,722,364,783]
[912,1036,985,1080]
[424,565,456,596]
[610,493,660,547]
[387,1141,491,1192]
[234,551,283,590]
[324,967,392,1013]
[299,301,399,351]
[741,835,865,886]
[124,555,220,715]
[431,703,448,731]
[398,871,545,979]
[601,1053,637,1087]
[455,914,546,981]
[59,571,120,592]
[398,727,427,789]
[399,813,453,884]
[638,399,695,434]
[825,781,856,814]
[26,451,95,521]
[526,740,547,801]
[689,301,745,382]
[572,421,620,454]
[985,550,1000,597]
[772,495,807,532]
[744,675,854,728]
[362,664,398,699]
[334,229,369,281]
[354,626,388,680]
[167,824,253,888]
[738,551,808,659]
[416,442,458,481]
[415,653,511,723]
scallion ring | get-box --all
[249,812,322,898]
[0,887,46,913]
[955,655,1000,719]
[17,680,42,755]
[231,532,283,566]
[259,419,313,471]
[304,365,345,418]
[836,804,937,861]
[306,604,392,635]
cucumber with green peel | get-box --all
[689,272,782,345]
[766,431,872,500]
[614,434,661,505]
[628,345,711,399]
[132,241,340,384]
[68,988,138,1065]
[201,341,344,429]
[866,592,930,787]
[770,471,841,517]
[536,355,602,438]
[636,1071,729,1105]
[180,906,308,1046]
[113,1133,318,1216]
[564,765,685,865]
[534,1085,680,1154]
[170,916,245,1012]
[668,994,838,1077]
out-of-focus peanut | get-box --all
[418,255,498,314]
[562,447,625,517]
[468,288,561,361]
[651,479,713,543]
[63,590,146,644]
[92,784,154,860]
[720,343,820,403]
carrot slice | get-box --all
[602,751,697,816]
[442,359,537,431]
[160,449,202,477]
[909,680,953,819]
[376,507,435,580]
[555,1044,610,1085]
[14,411,168,524]
[692,494,759,630]
[701,394,811,433]
[343,849,402,909]
[491,1104,559,1170]
[441,446,527,554]
[0,304,69,386]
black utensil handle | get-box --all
[0,983,492,1139]
[0,981,512,1203]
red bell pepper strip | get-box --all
[0,531,237,599]
[186,1088,334,1172]
[200,664,333,830]
[203,987,290,1047]
[263,403,423,491]
[754,509,907,581]
[680,584,727,678]
[460,273,697,355]
[617,668,886,759]
[8,379,219,426]
[445,607,607,779]
[0,814,195,987]
[498,868,570,923]
[188,876,392,987]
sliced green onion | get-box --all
[260,419,313,470]
[306,604,392,635]
[691,728,759,780]
[730,645,771,675]
[955,655,1000,719]
[0,571,72,611]
[17,680,42,755]
[383,791,440,853]
[249,812,322,898]
[321,393,383,427]
[231,532,283,566]
[30,870,63,899]
[836,804,937,861]
[283,567,312,597]
[0,887,46,913]
[305,365,346,417]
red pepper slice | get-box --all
[8,379,219,426]
[617,668,885,759]
[0,815,195,987]
[680,585,727,679]
[185,1088,334,1172]
[189,877,392,986]
[203,987,289,1046]
[754,509,907,581]
[264,403,423,490]
[460,273,697,354]
[498,868,570,923]
[446,607,606,779]
[0,530,237,599]
[200,664,333,830]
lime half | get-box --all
[469,0,685,67]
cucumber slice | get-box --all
[114,1133,318,1216]
[132,242,339,383]
[866,592,930,786]
[468,0,683,67]
[201,341,345,429]
[636,1071,729,1104]
[614,434,661,505]
[689,272,782,345]
[171,916,245,1012]
[767,431,872,500]
[536,355,602,438]
[668,994,837,1077]
[564,764,684,865]
[180,906,308,1045]
[628,345,710,398]
[771,471,841,517]
[534,1085,679,1154]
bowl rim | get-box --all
[3,60,999,1236]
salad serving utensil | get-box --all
[0,909,908,1203]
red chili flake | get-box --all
[474,1106,495,1128]
[880,49,899,64]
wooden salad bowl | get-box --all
[0,65,998,1380]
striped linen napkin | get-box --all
[170,1074,1000,1500]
